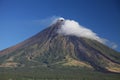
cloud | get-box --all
[57,18,106,43]
[112,44,118,49]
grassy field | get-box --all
[0,66,120,80]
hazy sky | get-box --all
[0,0,120,51]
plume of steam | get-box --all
[57,18,105,43]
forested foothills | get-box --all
[0,67,120,80]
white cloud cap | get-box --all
[57,18,105,43]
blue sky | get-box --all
[0,0,120,51]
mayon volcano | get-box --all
[0,18,120,75]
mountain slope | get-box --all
[0,19,120,73]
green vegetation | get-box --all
[0,67,120,80]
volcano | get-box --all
[0,18,120,74]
